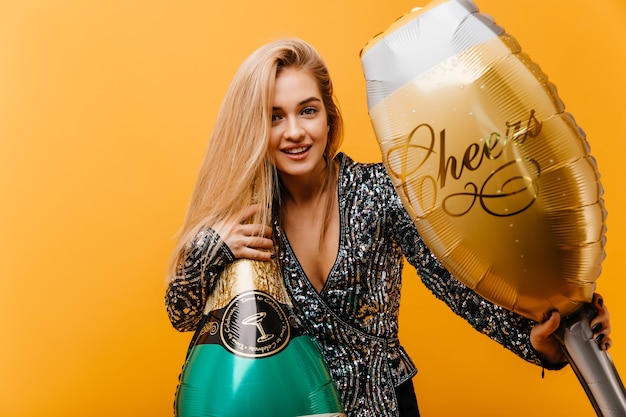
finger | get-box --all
[589,293,611,336]
[592,293,609,318]
[530,311,568,364]
[593,293,604,309]
[533,310,561,340]
[229,240,274,259]
[602,337,613,351]
[543,310,561,334]
[594,332,612,350]
[589,330,611,353]
[260,224,274,238]
[236,224,273,239]
[590,314,611,336]
[229,233,274,253]
[245,235,275,250]
[237,247,275,262]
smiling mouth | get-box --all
[282,146,310,155]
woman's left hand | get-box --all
[530,293,612,367]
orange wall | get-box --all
[1,1,624,416]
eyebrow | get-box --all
[272,97,322,110]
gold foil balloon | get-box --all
[361,2,626,415]
[361,0,606,324]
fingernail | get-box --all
[591,323,602,333]
[270,253,276,259]
[596,333,605,344]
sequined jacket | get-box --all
[165,153,544,417]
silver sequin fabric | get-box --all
[165,152,543,417]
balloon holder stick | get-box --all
[555,304,626,417]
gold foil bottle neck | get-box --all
[203,257,289,314]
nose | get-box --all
[283,116,305,140]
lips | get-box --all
[282,146,310,155]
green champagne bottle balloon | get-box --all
[175,251,345,416]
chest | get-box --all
[282,202,340,293]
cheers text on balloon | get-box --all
[387,109,543,218]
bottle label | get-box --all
[196,290,299,358]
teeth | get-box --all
[284,147,308,154]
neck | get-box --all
[279,160,336,206]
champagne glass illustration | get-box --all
[242,312,275,344]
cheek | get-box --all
[311,122,329,142]
[268,129,281,149]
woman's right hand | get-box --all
[212,204,275,261]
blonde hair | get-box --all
[167,38,343,280]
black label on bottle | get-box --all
[197,290,298,358]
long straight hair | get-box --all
[167,38,343,280]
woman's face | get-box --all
[269,67,328,181]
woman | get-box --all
[165,38,612,416]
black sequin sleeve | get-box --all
[165,228,235,332]
[384,170,543,366]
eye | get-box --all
[301,106,318,117]
[271,113,283,124]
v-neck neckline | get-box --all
[279,154,346,295]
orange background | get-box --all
[1,1,625,416]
